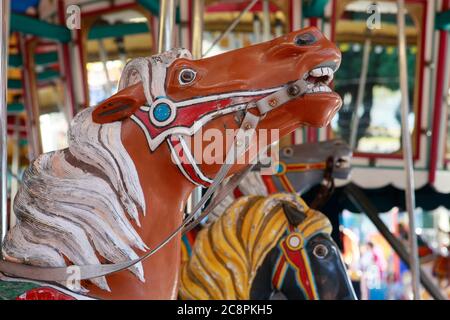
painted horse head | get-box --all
[180,193,356,300]
[2,27,342,300]
[93,26,342,182]
[271,139,352,194]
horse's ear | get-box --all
[92,82,147,124]
[282,202,307,226]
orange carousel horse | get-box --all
[0,27,341,300]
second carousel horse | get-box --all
[180,193,356,300]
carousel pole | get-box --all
[203,0,259,57]
[192,0,204,59]
[19,36,42,159]
[349,36,371,150]
[189,0,204,215]
[158,0,177,53]
[262,0,271,41]
[0,0,10,245]
[98,39,113,97]
[9,115,20,229]
[396,0,420,300]
[253,14,262,43]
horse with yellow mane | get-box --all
[180,193,356,300]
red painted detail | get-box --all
[134,98,233,139]
[281,240,315,299]
[169,137,212,187]
[271,254,286,289]
[433,256,450,279]
[286,162,326,171]
[186,230,197,244]
[16,287,75,300]
[261,175,277,194]
[418,245,433,258]
[233,188,243,198]
[429,0,450,183]
[309,17,318,27]
[134,95,265,142]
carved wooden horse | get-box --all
[180,193,356,300]
[206,139,351,224]
[0,27,342,300]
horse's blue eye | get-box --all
[295,33,316,46]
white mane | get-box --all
[2,108,147,292]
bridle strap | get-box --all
[0,79,311,283]
[310,156,335,210]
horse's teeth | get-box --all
[306,85,332,94]
[310,68,323,77]
[309,67,334,79]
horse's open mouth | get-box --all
[303,62,338,94]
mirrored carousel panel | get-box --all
[330,0,426,158]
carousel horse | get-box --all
[207,139,351,224]
[0,27,342,300]
[179,193,356,300]
[179,141,353,299]
[181,139,352,266]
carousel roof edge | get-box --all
[335,168,450,194]
[303,182,450,214]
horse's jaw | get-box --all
[85,119,195,300]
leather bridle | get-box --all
[0,78,313,284]
[309,156,335,210]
